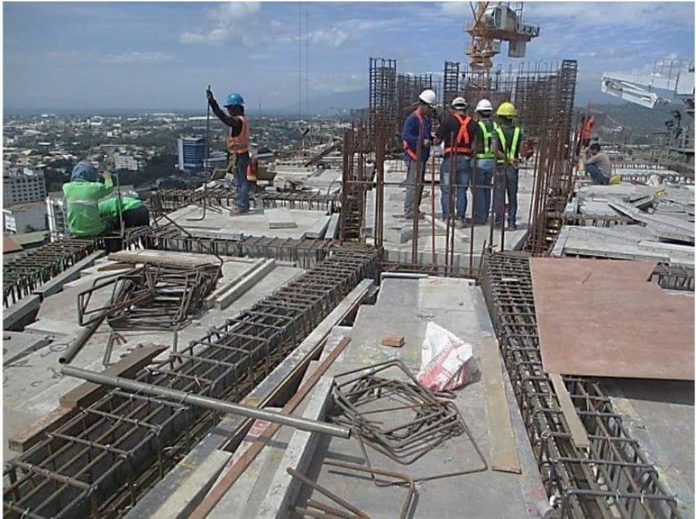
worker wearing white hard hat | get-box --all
[472,98,496,224]
[401,89,437,219]
[433,96,477,225]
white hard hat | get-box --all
[451,96,468,109]
[418,89,437,108]
[475,99,493,113]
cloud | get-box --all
[439,2,471,17]
[110,52,174,64]
[180,2,262,46]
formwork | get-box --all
[480,252,681,519]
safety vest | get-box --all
[227,116,250,154]
[476,120,496,159]
[402,110,424,161]
[444,114,473,155]
[494,125,521,164]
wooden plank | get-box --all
[531,257,694,380]
[189,336,352,519]
[549,373,590,449]
[60,345,168,408]
[108,250,220,268]
[480,336,521,473]
[8,406,76,453]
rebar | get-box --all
[4,247,378,518]
[480,252,681,518]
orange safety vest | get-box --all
[227,116,250,154]
[402,110,424,161]
[444,114,472,155]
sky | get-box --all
[3,1,694,113]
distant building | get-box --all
[114,154,142,172]
[3,170,47,205]
[204,151,228,171]
[3,201,48,234]
[177,136,206,172]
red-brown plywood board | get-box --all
[530,258,694,380]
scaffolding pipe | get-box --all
[61,365,351,439]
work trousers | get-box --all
[403,158,427,218]
[440,155,472,219]
[474,159,494,223]
[233,153,250,212]
[104,205,150,232]
[493,165,519,226]
[586,163,609,185]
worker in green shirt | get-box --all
[98,197,150,230]
[63,160,113,237]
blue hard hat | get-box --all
[71,160,99,182]
[224,93,244,107]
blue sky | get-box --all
[4,2,694,112]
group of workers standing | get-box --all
[401,89,523,231]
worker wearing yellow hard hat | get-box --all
[492,101,523,230]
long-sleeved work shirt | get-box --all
[401,110,432,163]
[62,178,113,237]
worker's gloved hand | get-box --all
[206,88,214,101]
[423,139,431,147]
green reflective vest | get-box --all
[476,120,496,159]
[98,196,142,219]
[62,178,113,237]
[494,125,521,164]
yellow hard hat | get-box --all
[609,175,621,185]
[496,101,517,117]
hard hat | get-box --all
[475,99,493,113]
[418,89,437,108]
[609,175,621,185]
[224,93,245,107]
[451,96,468,110]
[496,101,516,117]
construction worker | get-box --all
[584,143,612,185]
[473,99,495,224]
[98,196,150,230]
[493,101,523,230]
[401,89,436,219]
[434,96,477,225]
[207,88,251,214]
[63,160,113,238]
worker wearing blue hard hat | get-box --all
[207,88,252,214]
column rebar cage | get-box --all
[369,58,398,149]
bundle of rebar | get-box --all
[77,264,221,331]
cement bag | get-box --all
[417,321,477,391]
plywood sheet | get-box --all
[530,258,694,380]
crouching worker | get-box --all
[98,196,150,230]
[584,143,612,185]
[63,160,113,238]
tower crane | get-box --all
[466,2,539,72]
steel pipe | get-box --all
[58,310,107,364]
[61,364,351,439]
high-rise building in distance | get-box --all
[177,136,206,173]
[4,169,47,205]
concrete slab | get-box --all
[265,208,297,229]
[168,205,331,240]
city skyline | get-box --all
[5,2,695,112]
